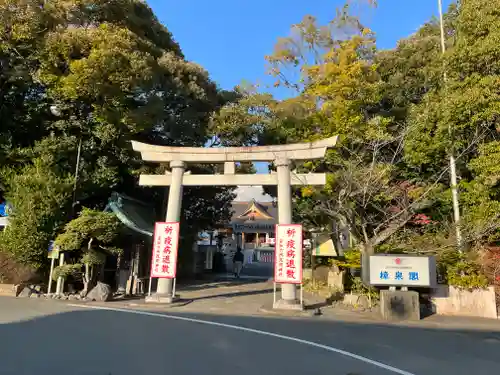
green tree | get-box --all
[0,159,73,268]
[54,208,123,294]
[404,0,500,247]
[213,4,437,256]
[0,0,52,163]
[0,0,236,272]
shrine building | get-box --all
[227,199,277,249]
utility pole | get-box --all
[71,138,82,217]
[438,0,463,249]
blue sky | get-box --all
[146,0,453,176]
[147,0,453,92]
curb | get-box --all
[72,298,195,310]
[258,303,315,318]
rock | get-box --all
[357,295,370,309]
[86,282,112,302]
[17,287,33,298]
[327,269,345,292]
[13,284,23,295]
[313,266,330,283]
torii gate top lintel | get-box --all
[132,136,338,187]
[131,136,338,163]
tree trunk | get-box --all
[82,238,94,297]
[82,263,90,296]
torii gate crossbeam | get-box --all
[132,136,338,309]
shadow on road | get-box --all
[188,288,274,301]
[175,278,267,293]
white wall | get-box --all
[431,285,498,319]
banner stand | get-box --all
[47,257,55,294]
[147,276,177,299]
[273,224,304,307]
[147,222,180,303]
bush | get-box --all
[446,259,489,290]
[0,160,73,269]
[346,275,379,300]
[0,251,39,284]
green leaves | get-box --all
[0,159,74,268]
[55,208,122,251]
[469,141,500,188]
[0,0,234,276]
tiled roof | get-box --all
[230,199,277,224]
[105,192,155,236]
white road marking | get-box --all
[68,304,415,375]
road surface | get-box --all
[1,297,499,375]
[240,261,273,278]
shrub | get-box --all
[0,251,39,284]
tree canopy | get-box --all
[0,0,236,272]
[211,0,499,288]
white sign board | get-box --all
[274,224,303,284]
[151,222,180,279]
[233,223,275,233]
[368,255,436,287]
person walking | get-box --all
[232,247,244,279]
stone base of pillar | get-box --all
[273,298,304,311]
[145,293,179,304]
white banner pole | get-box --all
[148,276,153,297]
[47,257,55,294]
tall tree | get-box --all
[0,0,235,270]
[213,4,439,256]
[404,0,500,247]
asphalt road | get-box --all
[1,297,500,375]
[240,261,273,278]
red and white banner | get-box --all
[151,222,180,279]
[274,224,303,284]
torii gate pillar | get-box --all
[154,160,185,300]
[276,157,298,304]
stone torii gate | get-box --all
[132,136,337,308]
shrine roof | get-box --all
[230,199,277,224]
[105,192,155,237]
